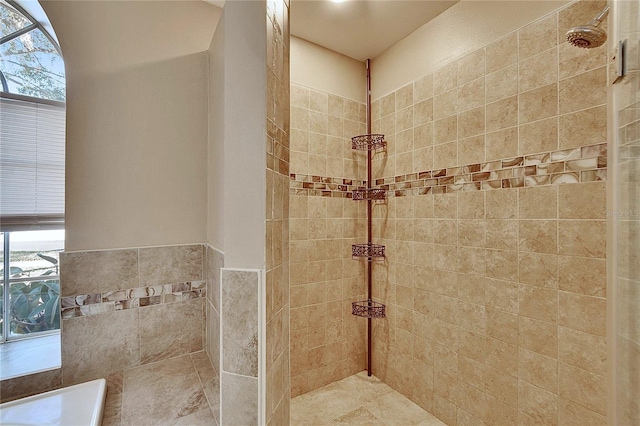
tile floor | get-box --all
[107,364,443,426]
[291,372,446,426]
[103,351,220,426]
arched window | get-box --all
[0,0,65,101]
[0,0,65,358]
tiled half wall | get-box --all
[220,268,260,426]
[289,0,610,424]
[58,245,206,386]
[0,244,212,407]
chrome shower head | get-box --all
[567,24,607,48]
[566,6,609,48]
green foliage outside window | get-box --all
[0,253,61,337]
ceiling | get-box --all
[206,1,460,62]
[290,0,459,61]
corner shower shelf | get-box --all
[352,243,386,260]
[351,134,386,151]
[352,300,386,318]
[352,188,387,201]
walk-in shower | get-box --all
[289,0,632,424]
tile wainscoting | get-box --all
[59,244,206,385]
[0,243,214,412]
[220,268,261,426]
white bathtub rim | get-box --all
[0,378,107,426]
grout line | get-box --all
[189,353,218,424]
[63,242,204,255]
[555,13,562,414]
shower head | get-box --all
[566,6,609,49]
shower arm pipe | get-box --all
[366,58,373,377]
[590,6,610,26]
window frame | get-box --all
[1,230,62,343]
[0,0,65,344]
[0,0,65,103]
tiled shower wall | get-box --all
[289,86,371,396]
[290,85,367,180]
[369,1,610,425]
[265,0,291,424]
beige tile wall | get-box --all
[0,368,62,403]
[371,183,608,425]
[290,86,367,180]
[368,1,610,424]
[289,86,370,396]
[266,0,291,424]
[289,194,368,396]
[220,269,260,425]
[1,244,208,406]
[59,245,206,385]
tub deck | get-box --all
[0,378,106,426]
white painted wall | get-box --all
[41,1,221,251]
[291,36,366,103]
[371,0,569,98]
[220,1,267,269]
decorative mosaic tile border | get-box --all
[61,281,206,319]
[290,143,607,197]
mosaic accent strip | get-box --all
[61,281,206,319]
[290,143,607,197]
[353,188,387,201]
[289,175,367,198]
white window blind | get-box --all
[0,96,65,231]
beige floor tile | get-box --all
[364,391,433,426]
[292,371,443,426]
[330,407,386,425]
[291,397,335,425]
[190,351,220,423]
[336,371,394,403]
[121,355,213,425]
[171,407,216,425]
[292,382,363,424]
[417,417,448,426]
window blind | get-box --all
[0,96,65,231]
